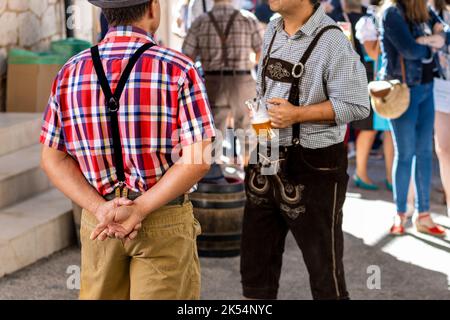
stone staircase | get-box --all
[0,113,74,278]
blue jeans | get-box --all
[389,83,435,213]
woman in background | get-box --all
[381,0,449,237]
[354,0,394,191]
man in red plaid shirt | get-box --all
[40,0,215,299]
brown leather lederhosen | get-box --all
[241,24,351,300]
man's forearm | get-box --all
[296,100,336,124]
[41,148,105,214]
[134,164,209,216]
[134,140,212,217]
[134,162,209,217]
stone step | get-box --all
[0,188,74,278]
[0,113,42,157]
[0,144,51,209]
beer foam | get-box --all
[251,117,270,124]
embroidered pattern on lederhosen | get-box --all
[265,59,292,82]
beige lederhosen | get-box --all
[79,200,201,300]
[205,73,256,133]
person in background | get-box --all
[176,0,244,34]
[380,0,450,237]
[353,0,394,191]
[429,0,450,217]
[322,0,345,21]
[182,0,263,159]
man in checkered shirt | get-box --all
[40,0,215,299]
[182,0,264,136]
[240,0,370,300]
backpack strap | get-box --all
[90,42,155,184]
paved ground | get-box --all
[1,155,449,300]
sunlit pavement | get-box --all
[0,155,449,300]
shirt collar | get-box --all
[274,5,325,38]
[103,26,156,43]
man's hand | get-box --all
[93,197,132,227]
[91,198,142,241]
[267,98,301,128]
[103,204,146,241]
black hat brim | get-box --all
[88,0,151,9]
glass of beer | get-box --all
[246,99,276,140]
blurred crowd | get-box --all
[172,0,450,235]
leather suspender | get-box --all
[262,25,342,145]
[208,10,240,68]
[90,42,155,185]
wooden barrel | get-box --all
[189,178,246,258]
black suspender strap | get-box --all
[90,42,155,184]
[202,0,207,13]
[208,10,240,68]
[261,25,341,145]
[261,31,278,96]
[288,25,341,105]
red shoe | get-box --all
[390,215,408,236]
[415,214,447,238]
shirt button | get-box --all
[288,39,292,44]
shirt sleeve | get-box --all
[325,30,371,125]
[177,65,216,147]
[182,18,200,59]
[250,16,264,53]
[39,77,67,152]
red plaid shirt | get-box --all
[40,26,215,196]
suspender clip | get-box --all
[108,97,119,112]
[292,63,304,79]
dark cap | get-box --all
[88,0,151,9]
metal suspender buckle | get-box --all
[108,97,119,112]
[292,62,304,79]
